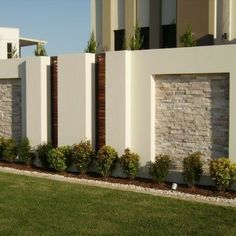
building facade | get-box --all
[91,0,236,51]
[0,27,46,59]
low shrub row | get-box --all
[0,136,236,191]
[0,137,33,164]
[34,140,140,179]
[150,152,236,191]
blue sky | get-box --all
[0,0,91,56]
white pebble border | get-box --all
[0,166,235,208]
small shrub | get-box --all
[120,148,140,180]
[18,137,33,165]
[96,145,118,177]
[73,140,94,174]
[0,138,17,162]
[0,136,6,159]
[209,157,236,192]
[48,148,66,172]
[182,152,203,188]
[37,142,53,168]
[149,155,171,184]
[58,146,74,169]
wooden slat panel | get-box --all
[96,54,106,150]
[50,57,58,147]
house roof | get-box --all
[19,37,47,47]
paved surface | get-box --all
[0,166,235,208]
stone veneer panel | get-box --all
[155,74,229,172]
[0,79,22,142]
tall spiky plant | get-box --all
[129,22,144,50]
[11,45,19,58]
[180,24,196,47]
[8,44,19,59]
[34,43,47,56]
[85,31,97,53]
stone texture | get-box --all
[155,74,229,172]
[0,79,22,142]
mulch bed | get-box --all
[0,161,235,199]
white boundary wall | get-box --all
[106,45,236,168]
[0,57,51,147]
[57,54,96,146]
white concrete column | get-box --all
[229,71,236,163]
[57,53,96,146]
[25,57,51,147]
[106,51,131,155]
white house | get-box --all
[0,27,46,59]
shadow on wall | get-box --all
[210,74,229,160]
[17,62,26,140]
[91,62,96,149]
[11,80,22,143]
[47,65,51,142]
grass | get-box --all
[0,172,235,236]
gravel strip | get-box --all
[0,166,235,208]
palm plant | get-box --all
[180,24,196,47]
[34,43,47,56]
[129,22,144,50]
[85,31,97,53]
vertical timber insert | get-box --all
[50,57,58,147]
[96,54,106,150]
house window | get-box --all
[114,29,125,51]
[140,27,150,49]
[7,43,12,59]
[162,24,176,48]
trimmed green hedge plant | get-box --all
[18,137,33,165]
[58,146,74,169]
[0,137,17,162]
[120,148,140,180]
[182,152,203,188]
[48,148,66,172]
[209,157,236,191]
[96,145,118,178]
[149,155,171,184]
[73,140,94,174]
[0,137,6,159]
[37,142,53,168]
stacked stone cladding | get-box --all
[155,74,229,172]
[0,79,22,142]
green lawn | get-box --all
[0,172,235,236]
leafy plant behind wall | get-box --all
[34,43,47,56]
[180,24,196,47]
[85,31,97,53]
[129,22,144,50]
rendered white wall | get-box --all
[106,45,236,166]
[58,53,95,146]
[0,27,19,59]
[106,51,131,155]
[0,57,50,146]
[25,57,51,146]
